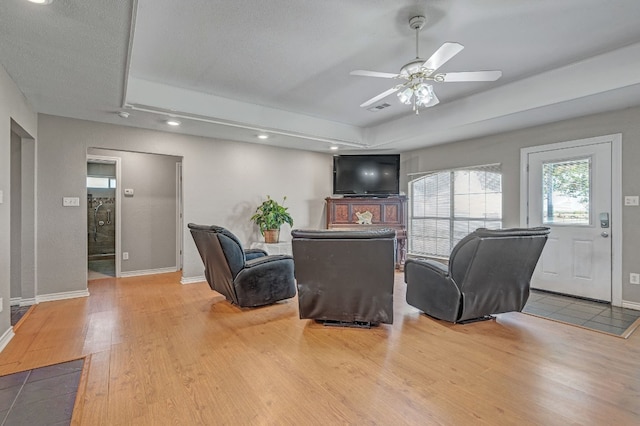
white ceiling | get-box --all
[2,0,640,153]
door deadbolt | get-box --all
[599,212,610,228]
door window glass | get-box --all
[87,176,116,189]
[542,158,590,225]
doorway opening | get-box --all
[9,120,36,315]
[87,156,121,279]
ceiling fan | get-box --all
[351,16,502,114]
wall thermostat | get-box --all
[124,188,134,196]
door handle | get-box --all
[601,231,609,238]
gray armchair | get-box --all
[404,227,549,323]
[188,224,296,307]
[291,228,396,326]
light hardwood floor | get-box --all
[1,272,639,425]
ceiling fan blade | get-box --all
[438,70,503,82]
[351,70,400,79]
[360,87,400,108]
[422,42,464,74]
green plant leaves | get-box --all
[250,196,294,235]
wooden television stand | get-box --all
[325,196,407,269]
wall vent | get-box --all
[367,103,391,112]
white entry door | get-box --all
[525,139,612,301]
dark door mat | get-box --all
[0,359,84,425]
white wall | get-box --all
[0,65,37,339]
[37,115,332,293]
[401,106,640,303]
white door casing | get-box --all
[520,134,622,305]
[176,162,183,270]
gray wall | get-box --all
[20,135,36,304]
[10,131,21,300]
[89,148,181,273]
[401,106,640,303]
[37,114,332,294]
[0,64,37,338]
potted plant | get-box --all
[250,196,294,243]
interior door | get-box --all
[526,141,612,301]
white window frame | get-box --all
[408,163,503,259]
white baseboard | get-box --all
[10,297,37,307]
[622,300,640,311]
[120,267,178,278]
[0,328,15,353]
[36,289,90,303]
[181,275,206,285]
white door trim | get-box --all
[176,162,183,270]
[520,133,622,306]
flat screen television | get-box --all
[333,154,400,197]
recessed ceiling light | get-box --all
[28,0,54,5]
[166,119,181,126]
[257,134,269,140]
[330,146,339,151]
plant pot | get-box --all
[263,229,280,244]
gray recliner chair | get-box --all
[404,227,549,323]
[291,228,396,326]
[188,224,296,307]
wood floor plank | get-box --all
[75,350,111,426]
[0,272,638,424]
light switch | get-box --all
[624,196,639,206]
[62,197,80,207]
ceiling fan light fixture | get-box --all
[415,84,435,107]
[398,87,414,105]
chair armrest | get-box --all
[404,258,462,322]
[244,249,267,261]
[404,258,448,281]
[245,254,292,267]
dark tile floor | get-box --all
[523,289,640,336]
[88,258,115,280]
[0,359,83,425]
[10,306,30,327]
